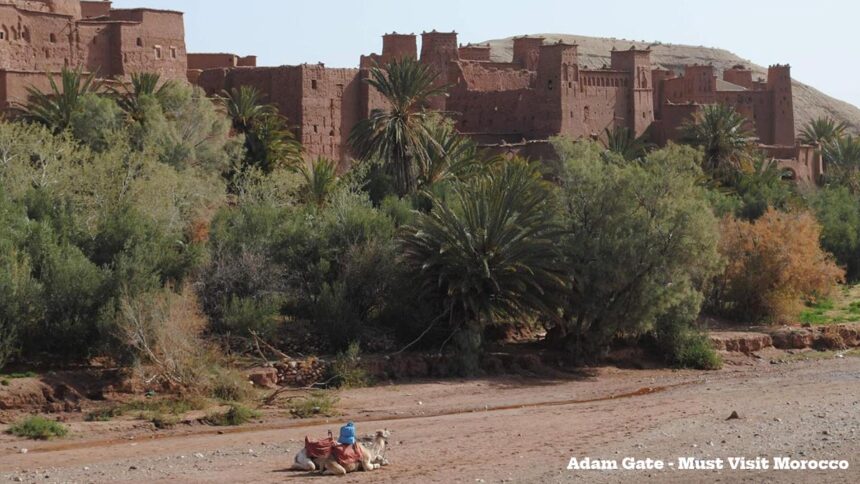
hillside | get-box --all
[482,34,860,134]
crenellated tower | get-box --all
[768,64,795,145]
[513,36,544,71]
[420,30,458,110]
[611,47,655,137]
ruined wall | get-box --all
[458,44,490,61]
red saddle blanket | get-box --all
[305,436,363,466]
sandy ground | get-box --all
[1,356,858,483]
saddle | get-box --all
[304,436,364,466]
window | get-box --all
[0,31,5,41]
[313,125,318,134]
[547,79,553,90]
[49,33,56,43]
[171,47,177,59]
[136,37,143,47]
[311,80,318,90]
[154,45,162,59]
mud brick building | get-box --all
[0,1,820,180]
[192,31,819,180]
[0,0,186,109]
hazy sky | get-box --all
[112,0,859,108]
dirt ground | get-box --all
[1,355,858,483]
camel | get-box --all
[293,429,391,474]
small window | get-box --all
[49,33,56,43]
[311,80,318,90]
[154,46,162,59]
[547,79,553,90]
[0,31,5,41]
[136,37,143,47]
[313,125,318,134]
[171,47,177,59]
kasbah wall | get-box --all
[0,1,822,182]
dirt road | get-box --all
[1,356,858,483]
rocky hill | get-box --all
[482,34,860,134]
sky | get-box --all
[112,0,860,108]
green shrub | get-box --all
[809,186,860,281]
[204,404,260,426]
[220,295,282,339]
[207,368,255,403]
[552,140,722,357]
[288,391,339,418]
[329,343,369,389]
[7,416,68,440]
[653,300,722,370]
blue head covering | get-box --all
[338,421,356,445]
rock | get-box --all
[727,411,740,420]
[709,332,773,353]
[129,466,138,471]
[194,453,205,459]
[770,329,814,349]
[247,367,279,389]
[19,448,27,454]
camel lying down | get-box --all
[293,429,391,475]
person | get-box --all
[338,421,356,445]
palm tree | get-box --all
[299,157,339,207]
[219,86,300,173]
[822,135,860,168]
[602,126,653,162]
[799,117,847,146]
[219,86,273,134]
[419,118,501,190]
[22,67,101,132]
[400,160,566,332]
[680,104,752,176]
[115,72,176,121]
[349,57,448,196]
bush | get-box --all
[207,367,255,403]
[288,391,339,418]
[809,186,860,281]
[711,209,845,323]
[552,140,722,357]
[0,120,223,364]
[653,300,722,370]
[203,188,398,351]
[329,342,369,389]
[7,416,68,440]
[114,288,216,388]
[204,404,260,426]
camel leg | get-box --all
[292,450,316,471]
[324,461,348,476]
[360,457,379,471]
